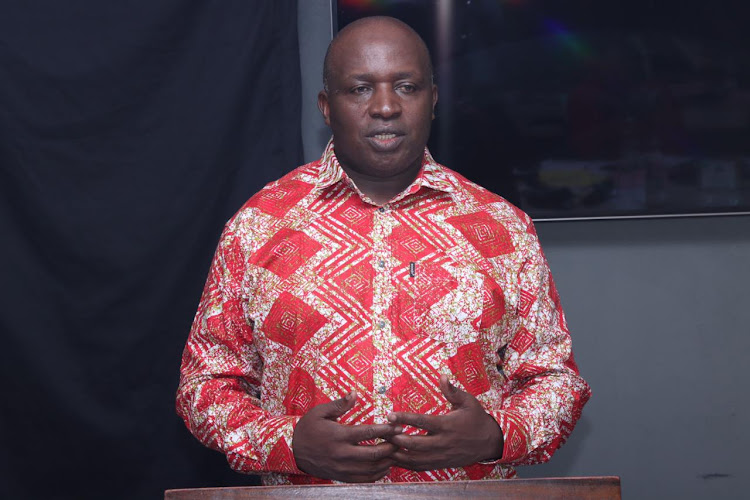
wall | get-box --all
[529,217,749,499]
[298,0,333,161]
[298,2,750,498]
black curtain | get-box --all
[0,1,302,498]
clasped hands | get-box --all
[292,375,503,483]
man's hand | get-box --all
[292,392,402,483]
[386,375,503,471]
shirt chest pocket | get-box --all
[390,258,485,345]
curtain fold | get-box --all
[0,1,302,498]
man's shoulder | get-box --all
[214,160,324,238]
[236,160,323,217]
[436,164,533,228]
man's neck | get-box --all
[342,164,421,206]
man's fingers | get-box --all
[344,441,399,463]
[391,450,435,472]
[333,443,396,481]
[388,432,437,451]
[438,374,468,408]
[316,391,357,419]
[346,422,403,443]
[387,411,440,433]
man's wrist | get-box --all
[479,413,504,463]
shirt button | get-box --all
[378,260,385,269]
[378,207,386,213]
[378,320,386,328]
[377,386,387,394]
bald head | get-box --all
[316,14,438,200]
[323,16,433,91]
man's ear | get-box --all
[318,90,331,127]
[431,84,439,119]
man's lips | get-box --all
[366,131,405,152]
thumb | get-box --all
[439,375,467,408]
[318,391,357,420]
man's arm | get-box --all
[487,220,591,465]
[388,219,590,469]
[176,223,304,475]
[177,222,401,480]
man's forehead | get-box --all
[329,33,429,76]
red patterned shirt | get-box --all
[176,141,591,485]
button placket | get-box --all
[370,204,395,422]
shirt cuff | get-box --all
[487,410,531,464]
[227,415,306,475]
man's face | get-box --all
[318,23,437,181]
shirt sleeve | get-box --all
[488,220,591,466]
[175,222,305,476]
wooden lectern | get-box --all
[165,477,621,499]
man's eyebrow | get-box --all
[346,71,421,81]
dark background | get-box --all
[0,1,301,498]
[338,0,750,219]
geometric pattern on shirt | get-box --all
[446,211,515,258]
[247,179,313,218]
[251,227,323,280]
[263,291,327,354]
[391,223,437,263]
[473,282,506,330]
[517,289,536,318]
[176,140,591,486]
[282,367,330,416]
[390,336,447,432]
[390,259,458,342]
[509,327,535,355]
[448,342,491,395]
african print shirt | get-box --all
[176,140,591,485]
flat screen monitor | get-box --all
[335,0,750,220]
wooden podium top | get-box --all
[165,477,621,499]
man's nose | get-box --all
[369,86,401,119]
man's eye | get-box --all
[351,86,370,95]
[398,84,417,93]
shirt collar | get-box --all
[315,138,455,195]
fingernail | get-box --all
[387,412,396,422]
[395,426,403,433]
[345,391,354,401]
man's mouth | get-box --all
[366,131,405,152]
[373,133,397,140]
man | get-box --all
[177,16,590,485]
